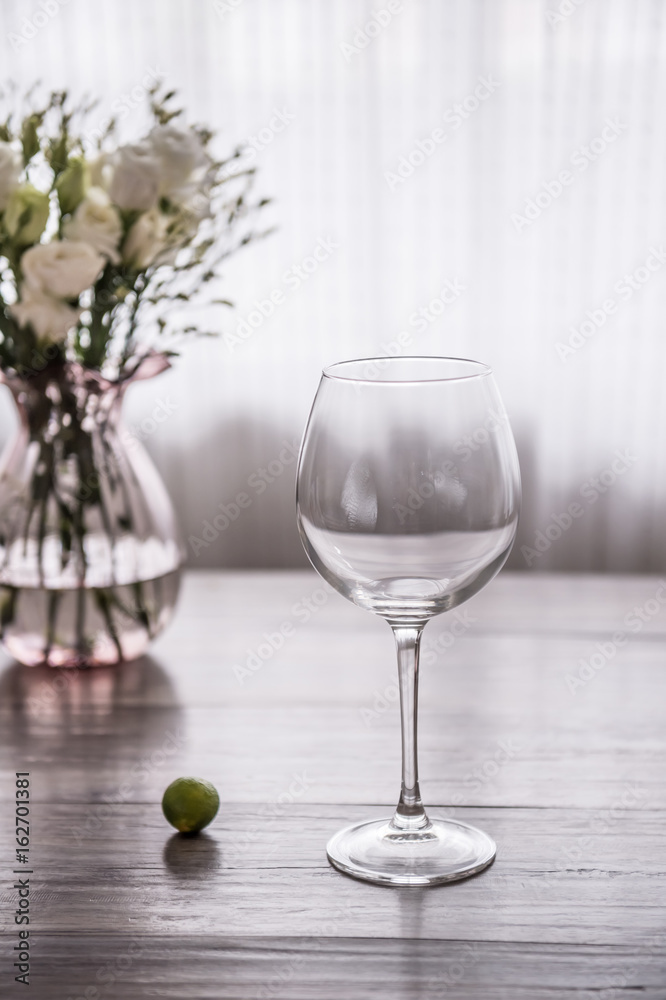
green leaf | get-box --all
[4,185,50,246]
[20,114,41,165]
[55,156,88,215]
[47,132,69,178]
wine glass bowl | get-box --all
[296,357,520,885]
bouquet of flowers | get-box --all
[0,86,268,668]
[0,86,266,377]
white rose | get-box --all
[149,125,209,202]
[122,208,170,269]
[62,187,123,263]
[21,240,105,299]
[10,287,80,343]
[109,142,160,211]
[0,141,22,211]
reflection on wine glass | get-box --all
[297,357,520,886]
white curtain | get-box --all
[0,0,664,571]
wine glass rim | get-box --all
[322,356,493,385]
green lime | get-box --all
[162,777,220,834]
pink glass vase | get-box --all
[0,354,183,667]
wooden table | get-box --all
[1,571,665,998]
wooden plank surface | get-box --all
[1,570,665,998]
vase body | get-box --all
[0,361,183,667]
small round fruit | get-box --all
[162,777,220,834]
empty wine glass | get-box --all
[296,357,521,886]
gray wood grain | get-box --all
[1,570,665,999]
[0,803,664,944]
[21,937,666,1000]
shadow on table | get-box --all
[395,879,495,991]
[395,889,427,992]
[163,831,221,880]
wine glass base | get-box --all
[326,816,496,886]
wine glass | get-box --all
[296,357,521,886]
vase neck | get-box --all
[1,352,171,434]
[6,370,124,441]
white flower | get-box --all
[0,141,22,211]
[21,240,105,299]
[88,154,113,191]
[10,286,80,343]
[149,125,209,202]
[122,208,170,269]
[109,142,160,212]
[62,187,123,263]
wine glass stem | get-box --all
[390,624,429,831]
